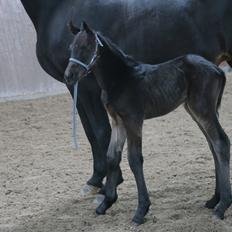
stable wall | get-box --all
[0,0,66,99]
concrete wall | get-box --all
[0,0,66,99]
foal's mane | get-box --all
[97,33,139,68]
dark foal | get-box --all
[64,23,232,224]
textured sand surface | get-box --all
[1,75,232,232]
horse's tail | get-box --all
[216,68,226,114]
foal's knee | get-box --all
[107,151,121,170]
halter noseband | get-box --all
[68,33,103,71]
[69,58,89,70]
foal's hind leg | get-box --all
[185,103,232,219]
[184,105,220,209]
[96,117,126,215]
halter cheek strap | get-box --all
[68,33,103,72]
[96,34,103,47]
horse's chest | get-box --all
[36,27,71,80]
[100,90,107,105]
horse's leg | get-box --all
[185,101,232,219]
[96,117,126,214]
[125,118,151,225]
[67,75,113,193]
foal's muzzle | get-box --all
[64,62,87,86]
[64,72,76,86]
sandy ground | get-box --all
[1,76,232,232]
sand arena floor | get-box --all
[1,75,232,232]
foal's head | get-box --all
[64,22,103,85]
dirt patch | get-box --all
[1,75,232,232]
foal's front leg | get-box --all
[96,117,126,214]
[125,118,151,225]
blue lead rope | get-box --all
[72,82,78,149]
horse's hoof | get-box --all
[93,194,105,205]
[80,184,100,197]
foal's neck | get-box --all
[92,36,135,92]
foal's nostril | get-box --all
[64,74,73,85]
[70,73,74,81]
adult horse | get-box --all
[21,0,232,199]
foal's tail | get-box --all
[184,55,226,115]
[216,69,226,114]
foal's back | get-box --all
[132,55,224,119]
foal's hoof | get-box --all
[212,199,232,220]
[96,199,115,215]
[96,203,107,215]
[93,194,105,205]
[212,205,225,220]
[132,216,145,225]
[212,211,224,220]
[132,201,151,225]
[80,184,100,197]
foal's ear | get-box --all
[68,21,80,35]
[81,21,94,35]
